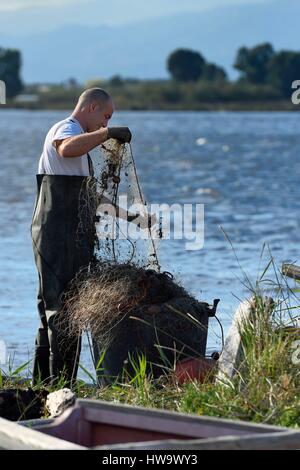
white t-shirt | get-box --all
[38,116,91,176]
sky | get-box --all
[0,0,274,26]
[0,0,285,82]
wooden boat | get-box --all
[1,399,299,450]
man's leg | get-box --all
[32,286,50,385]
[47,308,81,387]
[34,256,81,387]
[31,174,94,387]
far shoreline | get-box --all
[2,101,300,112]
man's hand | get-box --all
[107,127,132,143]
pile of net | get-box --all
[60,261,213,380]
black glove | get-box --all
[107,127,132,143]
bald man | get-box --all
[38,88,131,175]
[31,88,132,386]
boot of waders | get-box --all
[47,309,81,387]
[32,291,50,385]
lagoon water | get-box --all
[1,109,300,376]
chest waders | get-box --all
[31,174,96,386]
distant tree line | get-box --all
[167,49,227,82]
[2,42,300,104]
[167,43,300,97]
[0,47,23,98]
[235,43,300,97]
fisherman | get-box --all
[31,88,132,386]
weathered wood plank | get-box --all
[77,398,285,435]
[216,297,274,383]
[216,297,254,383]
[95,430,300,450]
[0,417,85,450]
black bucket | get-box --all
[93,293,216,384]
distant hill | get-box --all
[0,0,299,83]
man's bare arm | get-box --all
[55,128,109,158]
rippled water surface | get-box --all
[1,110,300,374]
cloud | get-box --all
[0,0,274,33]
[0,0,272,13]
[0,0,88,11]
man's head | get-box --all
[74,87,114,132]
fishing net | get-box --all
[60,261,213,382]
[59,141,213,377]
[61,262,211,348]
[77,140,160,269]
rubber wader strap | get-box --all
[69,118,94,177]
[87,153,94,177]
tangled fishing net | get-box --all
[76,139,160,269]
[59,140,215,377]
[61,262,211,352]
